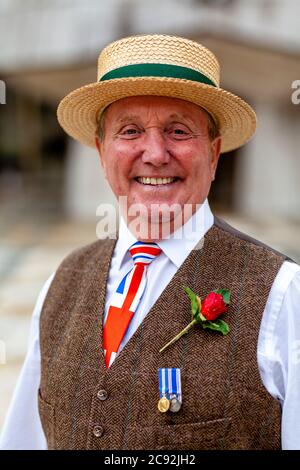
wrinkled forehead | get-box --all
[102,95,211,125]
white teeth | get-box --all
[137,177,177,185]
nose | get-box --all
[141,127,170,166]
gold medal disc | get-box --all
[158,396,170,413]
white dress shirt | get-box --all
[1,199,300,450]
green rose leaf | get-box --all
[214,289,230,305]
[201,319,230,336]
[184,286,199,318]
[160,286,231,353]
[198,311,206,322]
[194,312,202,323]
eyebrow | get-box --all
[115,115,141,124]
[115,113,195,124]
[112,112,198,131]
[168,113,195,124]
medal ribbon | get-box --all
[158,368,182,402]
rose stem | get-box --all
[159,319,197,353]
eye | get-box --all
[119,125,142,139]
[166,123,192,140]
[174,129,186,135]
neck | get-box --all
[122,202,204,242]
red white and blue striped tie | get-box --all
[103,241,162,368]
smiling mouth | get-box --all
[135,177,180,185]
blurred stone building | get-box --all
[0,0,300,221]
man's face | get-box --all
[96,96,221,232]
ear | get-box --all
[95,135,101,153]
[210,136,222,181]
[95,135,107,178]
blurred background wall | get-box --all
[0,0,300,433]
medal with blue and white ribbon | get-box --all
[169,368,182,412]
[158,368,182,413]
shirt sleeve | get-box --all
[0,273,55,450]
[257,260,300,450]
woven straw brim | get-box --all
[57,77,257,153]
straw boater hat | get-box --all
[57,34,256,153]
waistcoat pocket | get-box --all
[38,388,55,449]
[130,417,232,450]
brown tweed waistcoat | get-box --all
[39,217,290,450]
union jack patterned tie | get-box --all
[103,241,162,368]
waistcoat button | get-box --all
[97,389,108,401]
[93,425,104,438]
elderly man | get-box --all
[1,34,300,451]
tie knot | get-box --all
[129,241,162,266]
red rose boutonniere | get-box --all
[159,287,230,353]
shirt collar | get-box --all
[116,198,214,270]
